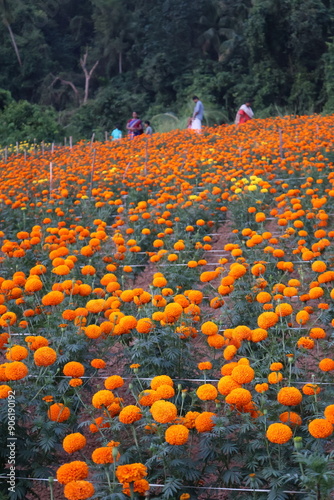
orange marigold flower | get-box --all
[63,480,94,500]
[92,447,114,464]
[183,411,200,429]
[5,361,29,380]
[297,336,314,350]
[41,290,64,306]
[302,383,321,395]
[277,387,302,406]
[268,372,283,384]
[266,423,292,444]
[90,358,106,369]
[223,345,237,361]
[308,418,333,438]
[255,383,269,393]
[225,388,252,406]
[63,433,87,454]
[150,375,173,390]
[196,383,218,401]
[257,312,279,329]
[104,375,124,390]
[251,328,268,342]
[218,375,241,395]
[156,384,175,399]
[295,310,310,325]
[164,302,183,323]
[34,346,57,366]
[63,362,85,378]
[150,400,177,423]
[194,411,216,432]
[138,389,159,406]
[56,461,89,484]
[5,345,28,361]
[275,303,293,317]
[48,403,71,422]
[319,358,334,371]
[119,405,142,424]
[279,411,302,426]
[270,362,283,371]
[92,390,114,408]
[231,365,255,384]
[122,479,150,497]
[324,405,334,424]
[84,324,102,339]
[116,463,147,484]
[136,317,154,334]
[309,327,326,339]
[198,362,212,371]
[0,384,12,399]
[165,424,189,445]
[85,299,105,313]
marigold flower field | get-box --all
[1,115,334,499]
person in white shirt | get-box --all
[191,96,204,130]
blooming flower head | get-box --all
[150,375,173,390]
[5,361,29,381]
[116,463,147,484]
[225,388,252,407]
[92,390,114,408]
[194,411,216,432]
[56,461,89,484]
[48,403,71,422]
[150,400,177,423]
[63,433,87,454]
[266,423,292,444]
[196,383,218,401]
[104,375,124,390]
[231,365,255,384]
[63,362,85,378]
[165,424,189,445]
[63,480,95,500]
[308,418,333,438]
[119,405,142,424]
[277,387,302,406]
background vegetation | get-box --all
[0,0,334,143]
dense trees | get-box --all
[0,0,333,143]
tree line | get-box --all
[0,0,333,144]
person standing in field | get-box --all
[111,125,122,140]
[144,121,153,135]
[126,112,143,139]
[191,96,204,130]
[235,101,254,125]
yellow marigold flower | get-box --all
[277,387,302,406]
[194,411,216,432]
[5,361,29,380]
[116,463,147,484]
[165,424,189,445]
[119,405,142,424]
[63,433,87,454]
[48,403,71,422]
[231,365,255,384]
[279,411,302,426]
[63,362,85,378]
[266,423,292,444]
[225,388,252,406]
[308,418,333,438]
[150,400,177,423]
[56,461,89,484]
[257,311,279,329]
[63,480,94,500]
[196,383,218,401]
[92,390,114,408]
[150,375,173,390]
[5,345,28,361]
[41,290,64,306]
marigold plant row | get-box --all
[1,115,334,499]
